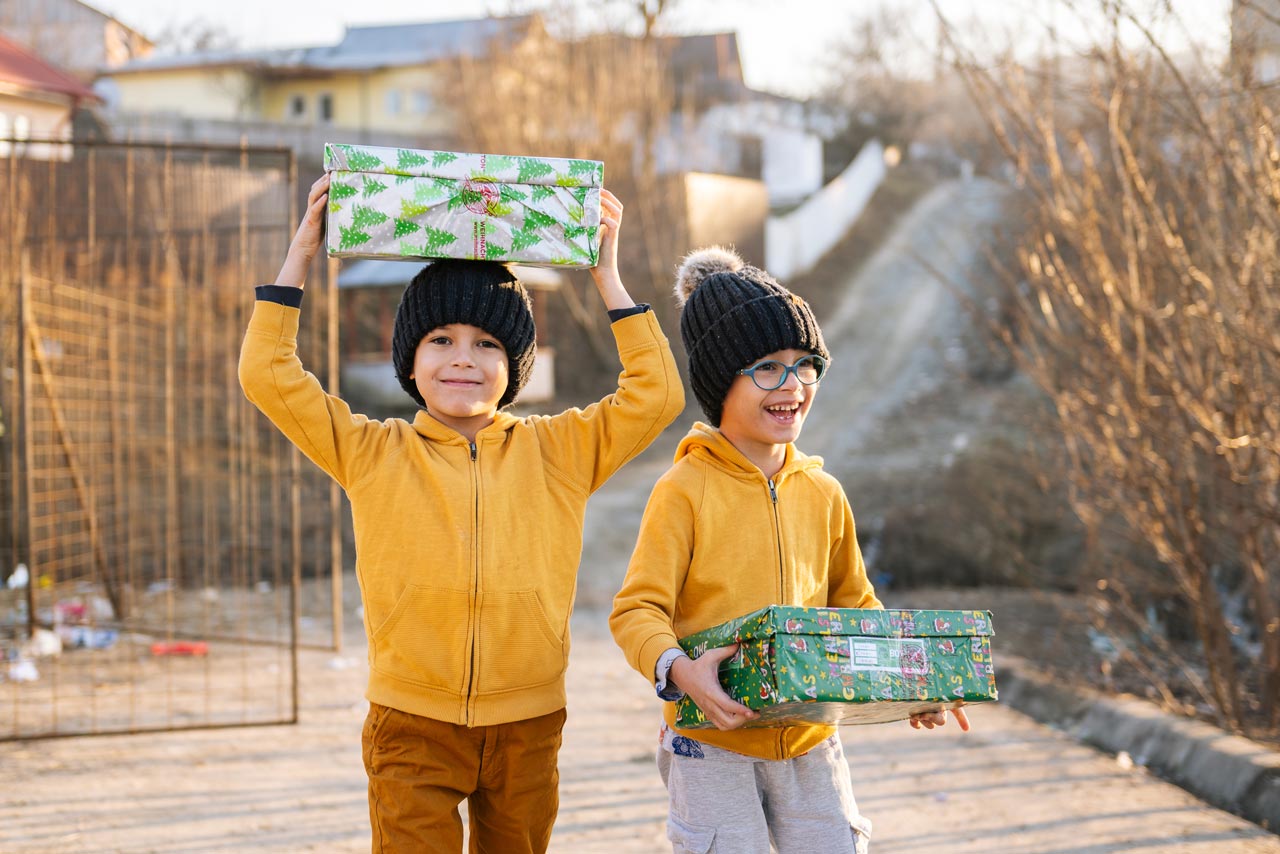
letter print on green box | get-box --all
[674,606,998,729]
[324,142,603,268]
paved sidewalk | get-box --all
[3,614,1278,853]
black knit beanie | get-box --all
[392,260,536,410]
[674,246,828,427]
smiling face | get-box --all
[410,323,509,440]
[717,347,820,472]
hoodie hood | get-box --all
[411,408,521,444]
[674,421,824,481]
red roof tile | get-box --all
[0,32,101,102]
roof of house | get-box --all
[0,32,101,101]
[109,15,537,75]
[665,32,743,85]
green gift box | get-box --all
[324,143,603,268]
[675,605,997,728]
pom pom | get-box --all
[673,246,744,307]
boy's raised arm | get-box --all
[275,173,330,289]
[588,189,635,312]
[532,189,683,492]
[239,173,386,488]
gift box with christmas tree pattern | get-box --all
[324,143,603,267]
[674,605,997,728]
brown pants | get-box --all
[362,702,566,854]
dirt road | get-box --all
[2,178,1277,853]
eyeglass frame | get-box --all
[734,354,829,391]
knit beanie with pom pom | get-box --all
[673,246,828,427]
[392,259,536,410]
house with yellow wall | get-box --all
[97,16,542,152]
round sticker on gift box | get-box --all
[463,178,500,215]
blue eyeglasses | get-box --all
[735,355,828,391]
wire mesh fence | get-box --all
[0,139,342,740]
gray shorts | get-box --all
[656,725,872,854]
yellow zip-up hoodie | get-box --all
[610,423,882,760]
[240,294,683,727]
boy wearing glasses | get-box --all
[610,247,965,853]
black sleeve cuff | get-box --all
[608,303,651,323]
[255,285,305,308]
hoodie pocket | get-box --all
[476,590,565,694]
[369,585,470,693]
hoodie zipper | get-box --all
[768,475,786,756]
[767,477,784,601]
[464,440,479,725]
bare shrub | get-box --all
[936,0,1280,733]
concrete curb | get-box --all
[997,654,1280,833]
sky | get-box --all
[91,0,1233,98]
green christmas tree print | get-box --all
[362,176,388,198]
[484,240,509,260]
[500,184,527,203]
[555,174,583,187]
[432,151,459,168]
[485,155,515,174]
[511,229,542,253]
[570,186,591,206]
[485,200,513,217]
[394,218,421,238]
[523,209,557,231]
[569,159,600,183]
[423,226,457,253]
[450,189,481,211]
[351,205,389,229]
[339,223,372,251]
[415,179,451,203]
[329,179,358,201]
[518,158,555,184]
[340,145,384,171]
[565,224,588,241]
[530,185,555,203]
[401,199,431,219]
[397,149,430,171]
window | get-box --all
[318,93,334,123]
[288,95,306,119]
[13,115,29,140]
[385,89,401,116]
[412,90,432,115]
[1260,53,1280,85]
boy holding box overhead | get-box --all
[610,247,968,854]
[240,174,683,853]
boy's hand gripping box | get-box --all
[324,143,603,268]
[675,606,997,728]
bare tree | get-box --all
[436,9,690,383]
[936,0,1280,733]
[150,19,240,56]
